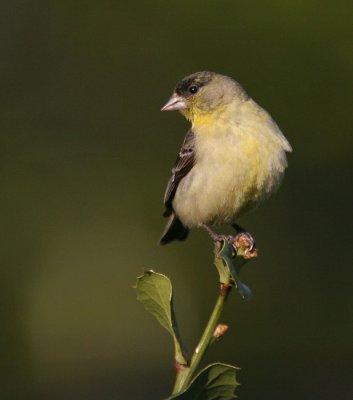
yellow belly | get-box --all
[173,118,288,227]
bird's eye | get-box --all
[189,86,198,94]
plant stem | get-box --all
[171,237,256,395]
[172,283,231,393]
[186,283,230,387]
[172,364,190,394]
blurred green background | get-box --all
[1,1,352,399]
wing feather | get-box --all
[163,129,195,216]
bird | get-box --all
[159,71,292,245]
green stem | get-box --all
[171,238,256,396]
[172,283,231,393]
[185,284,230,387]
[172,364,190,394]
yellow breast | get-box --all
[173,100,290,227]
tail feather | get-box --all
[160,214,189,245]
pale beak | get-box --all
[161,93,187,111]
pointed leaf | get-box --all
[136,270,173,335]
[135,270,187,364]
[167,363,239,400]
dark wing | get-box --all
[160,129,195,245]
[163,129,195,216]
[160,213,189,245]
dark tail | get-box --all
[160,213,189,245]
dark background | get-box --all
[1,1,352,399]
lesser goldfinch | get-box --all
[160,71,292,245]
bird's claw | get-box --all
[200,223,257,259]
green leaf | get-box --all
[214,241,234,285]
[215,241,252,300]
[135,270,187,365]
[166,363,240,400]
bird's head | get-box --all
[161,71,248,123]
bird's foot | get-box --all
[200,223,258,259]
[199,223,227,243]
